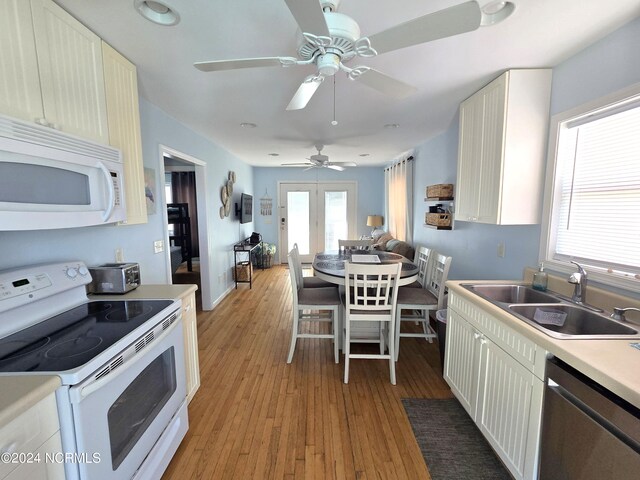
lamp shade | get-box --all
[366,215,383,228]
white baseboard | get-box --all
[208,284,234,310]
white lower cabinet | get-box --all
[0,392,65,480]
[444,293,545,480]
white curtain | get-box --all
[384,157,414,242]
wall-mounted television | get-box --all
[236,193,253,224]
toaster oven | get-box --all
[89,262,140,294]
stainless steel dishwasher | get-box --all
[539,356,640,479]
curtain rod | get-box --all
[384,156,414,171]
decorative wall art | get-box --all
[144,167,157,215]
[260,189,272,224]
[220,171,236,219]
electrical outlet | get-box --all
[115,248,124,262]
[153,240,164,254]
[497,241,506,258]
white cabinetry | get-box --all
[455,69,552,224]
[178,291,201,403]
[102,42,147,225]
[0,392,64,480]
[444,292,546,480]
[0,0,109,143]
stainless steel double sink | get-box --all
[461,284,640,339]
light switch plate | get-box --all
[153,240,164,254]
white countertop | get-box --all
[89,283,197,300]
[448,280,640,408]
[0,375,60,427]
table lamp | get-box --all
[366,215,383,236]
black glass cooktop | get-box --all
[0,300,173,373]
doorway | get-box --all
[278,181,357,263]
[159,145,214,311]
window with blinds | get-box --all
[545,92,640,285]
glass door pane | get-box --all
[280,183,318,263]
[287,191,311,255]
[324,191,347,251]
[317,182,357,251]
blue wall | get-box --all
[252,167,385,253]
[0,98,253,305]
[412,16,640,283]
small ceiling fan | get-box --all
[282,144,357,171]
[194,0,508,110]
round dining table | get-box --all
[312,250,419,286]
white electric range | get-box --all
[0,261,188,480]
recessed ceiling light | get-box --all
[384,123,400,129]
[359,153,370,157]
[134,0,180,26]
[480,1,515,26]
[268,153,280,157]
[240,122,257,128]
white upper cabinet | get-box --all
[455,69,552,225]
[102,42,147,225]
[0,0,109,144]
[0,0,43,123]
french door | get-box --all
[279,182,357,263]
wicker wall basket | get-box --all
[426,213,452,227]
[426,184,454,199]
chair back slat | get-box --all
[290,243,304,288]
[338,239,373,252]
[344,262,401,313]
[414,246,431,287]
[287,250,301,306]
[424,252,452,309]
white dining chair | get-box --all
[338,239,373,252]
[394,252,452,361]
[291,243,335,288]
[342,261,402,384]
[286,250,340,364]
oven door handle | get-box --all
[74,318,180,401]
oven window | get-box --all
[107,347,176,470]
[0,160,90,205]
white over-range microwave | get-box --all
[0,114,126,230]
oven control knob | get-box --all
[65,267,78,279]
[78,266,89,276]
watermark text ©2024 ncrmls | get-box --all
[1,451,101,464]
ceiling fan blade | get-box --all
[303,166,317,171]
[194,57,297,72]
[354,68,417,99]
[286,76,323,110]
[284,0,330,37]
[329,162,357,167]
[366,1,482,55]
[326,165,345,171]
[281,162,314,166]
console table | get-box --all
[233,239,263,289]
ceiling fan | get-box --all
[281,144,357,171]
[194,0,506,110]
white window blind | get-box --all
[552,101,640,275]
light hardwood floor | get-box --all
[164,265,453,479]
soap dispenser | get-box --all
[532,263,548,291]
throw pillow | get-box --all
[372,233,393,250]
[385,239,400,251]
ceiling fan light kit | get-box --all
[194,0,509,111]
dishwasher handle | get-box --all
[546,357,640,450]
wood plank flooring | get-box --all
[163,265,453,479]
